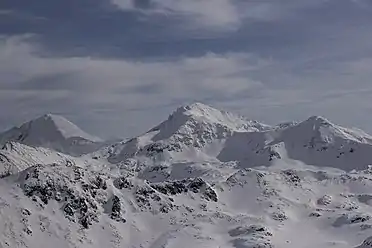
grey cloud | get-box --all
[1,0,372,138]
[0,36,268,137]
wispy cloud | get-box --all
[1,0,372,138]
[111,0,241,30]
[0,35,268,137]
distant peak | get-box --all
[183,102,212,111]
[42,113,61,119]
[148,102,270,139]
[171,102,237,122]
[305,116,334,126]
[175,102,217,116]
[36,113,70,122]
[3,114,102,143]
[307,115,329,122]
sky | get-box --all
[1,0,372,139]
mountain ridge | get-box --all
[1,103,372,247]
[89,103,372,172]
[0,114,105,156]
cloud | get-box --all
[2,28,372,138]
[0,35,267,137]
[2,0,372,139]
[111,0,241,30]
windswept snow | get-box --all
[1,103,372,247]
[96,103,372,172]
[0,114,105,156]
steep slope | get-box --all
[1,103,372,247]
[94,103,372,172]
[0,114,105,156]
[0,161,371,247]
[219,116,372,170]
[95,103,271,164]
[0,142,76,176]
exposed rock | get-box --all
[317,195,332,206]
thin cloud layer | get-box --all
[1,0,372,138]
[111,0,241,30]
[0,36,267,137]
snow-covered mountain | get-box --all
[96,103,271,163]
[94,103,372,172]
[0,114,105,156]
[1,103,372,248]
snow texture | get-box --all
[0,114,105,156]
[0,103,372,248]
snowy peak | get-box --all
[151,102,269,138]
[29,114,101,142]
[0,114,103,156]
[290,115,372,144]
[174,102,239,123]
[1,114,101,143]
[306,115,331,124]
[172,102,269,131]
[100,103,271,163]
[101,103,372,170]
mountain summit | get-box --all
[0,114,103,156]
[103,103,271,163]
[150,102,270,137]
[96,103,372,171]
[1,104,372,247]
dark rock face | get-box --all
[19,164,107,229]
[151,181,188,195]
[309,212,322,218]
[18,162,219,229]
[150,177,218,202]
[333,213,371,227]
[271,211,288,222]
[358,236,372,248]
[228,225,272,237]
[134,184,176,213]
[113,177,134,190]
[281,170,301,186]
[229,224,274,248]
[110,195,126,223]
[144,142,182,156]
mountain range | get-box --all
[0,103,372,248]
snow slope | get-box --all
[0,114,105,156]
[95,103,271,164]
[0,161,371,247]
[0,103,372,247]
[95,103,372,172]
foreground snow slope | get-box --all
[0,162,372,248]
[1,103,372,247]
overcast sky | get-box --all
[1,0,372,139]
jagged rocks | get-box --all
[333,213,371,227]
[109,195,126,223]
[113,176,134,190]
[229,225,274,248]
[150,177,218,202]
[309,212,322,218]
[19,164,107,228]
[317,195,332,206]
[145,142,170,155]
[281,170,301,186]
[134,184,175,213]
[130,177,218,214]
[271,210,288,222]
[229,225,272,237]
[151,181,188,195]
[356,236,372,248]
